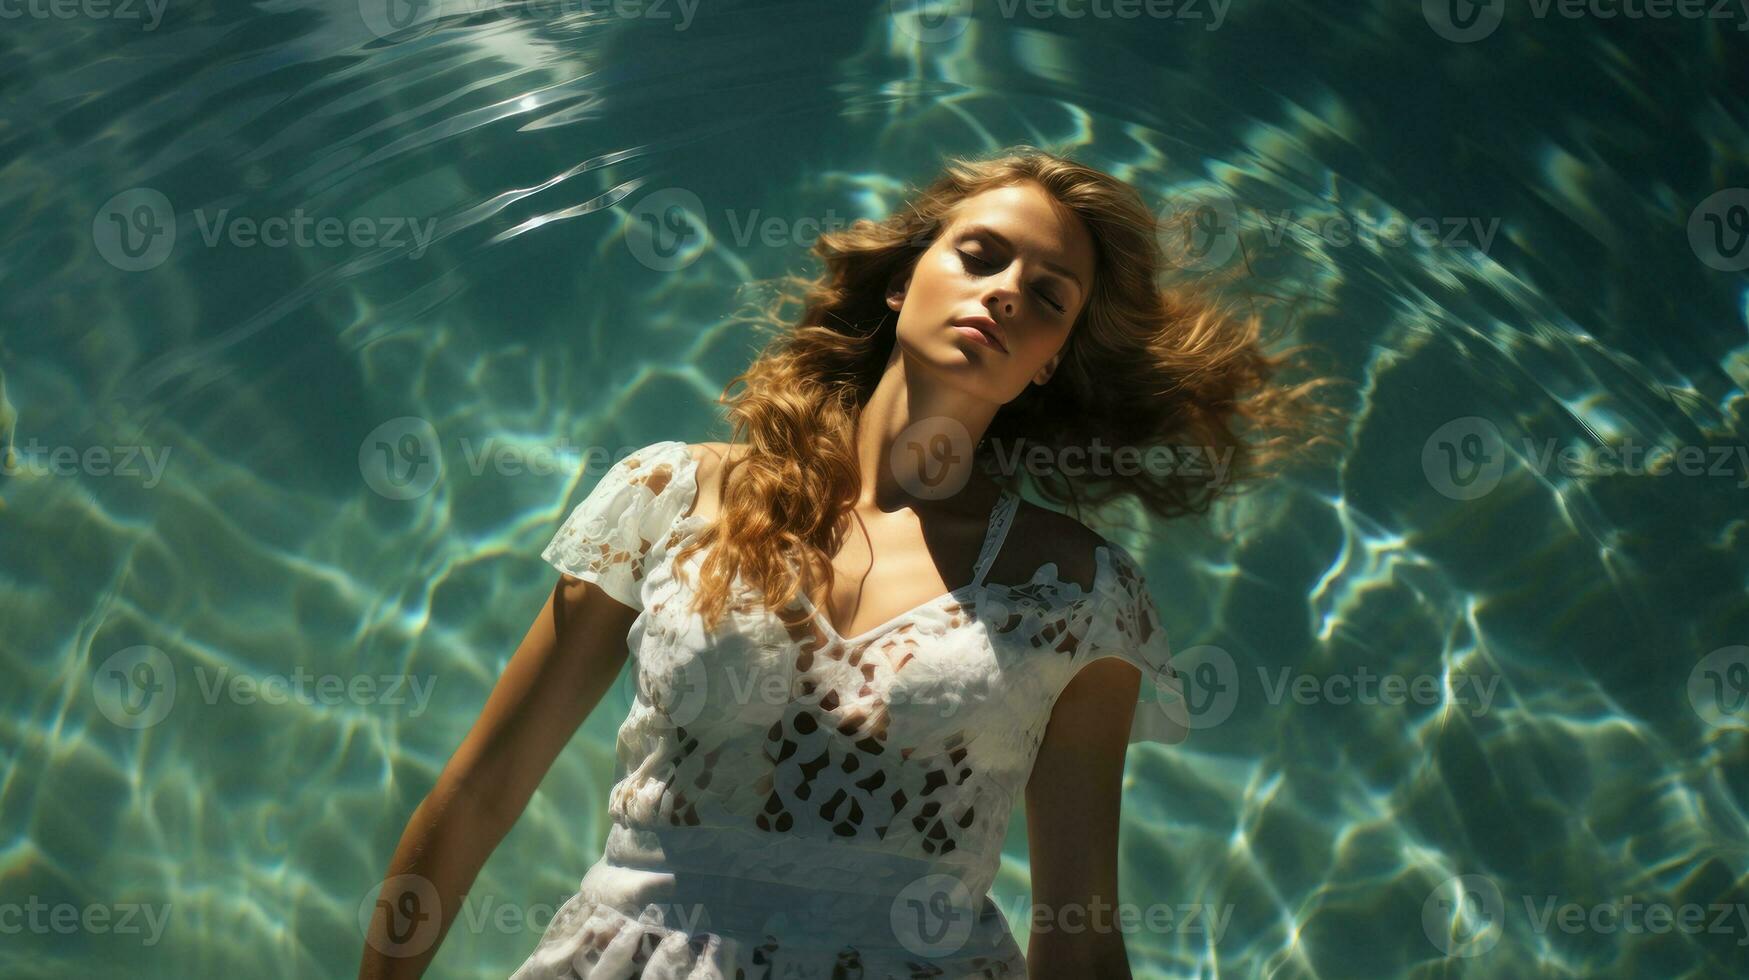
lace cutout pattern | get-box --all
[517,440,1181,980]
[540,444,696,613]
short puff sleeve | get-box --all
[1077,542,1190,745]
[541,440,699,613]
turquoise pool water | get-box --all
[3,1,1748,977]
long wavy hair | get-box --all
[672,145,1348,633]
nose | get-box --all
[982,265,1022,319]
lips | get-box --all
[950,315,1007,353]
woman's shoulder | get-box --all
[678,442,754,522]
[685,441,750,467]
[681,442,753,485]
[999,496,1113,594]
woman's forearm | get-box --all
[357,580,634,979]
[1027,918,1133,979]
[357,778,516,980]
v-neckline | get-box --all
[793,488,1019,646]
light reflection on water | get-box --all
[1,1,1746,977]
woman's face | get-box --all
[888,182,1097,402]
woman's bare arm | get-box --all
[1024,656,1141,980]
[357,575,638,980]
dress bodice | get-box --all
[513,440,1186,980]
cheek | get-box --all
[921,251,962,295]
[1021,321,1072,363]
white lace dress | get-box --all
[510,440,1186,980]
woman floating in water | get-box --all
[360,145,1343,980]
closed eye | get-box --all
[957,250,1066,314]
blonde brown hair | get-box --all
[673,144,1347,632]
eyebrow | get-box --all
[957,223,1086,295]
